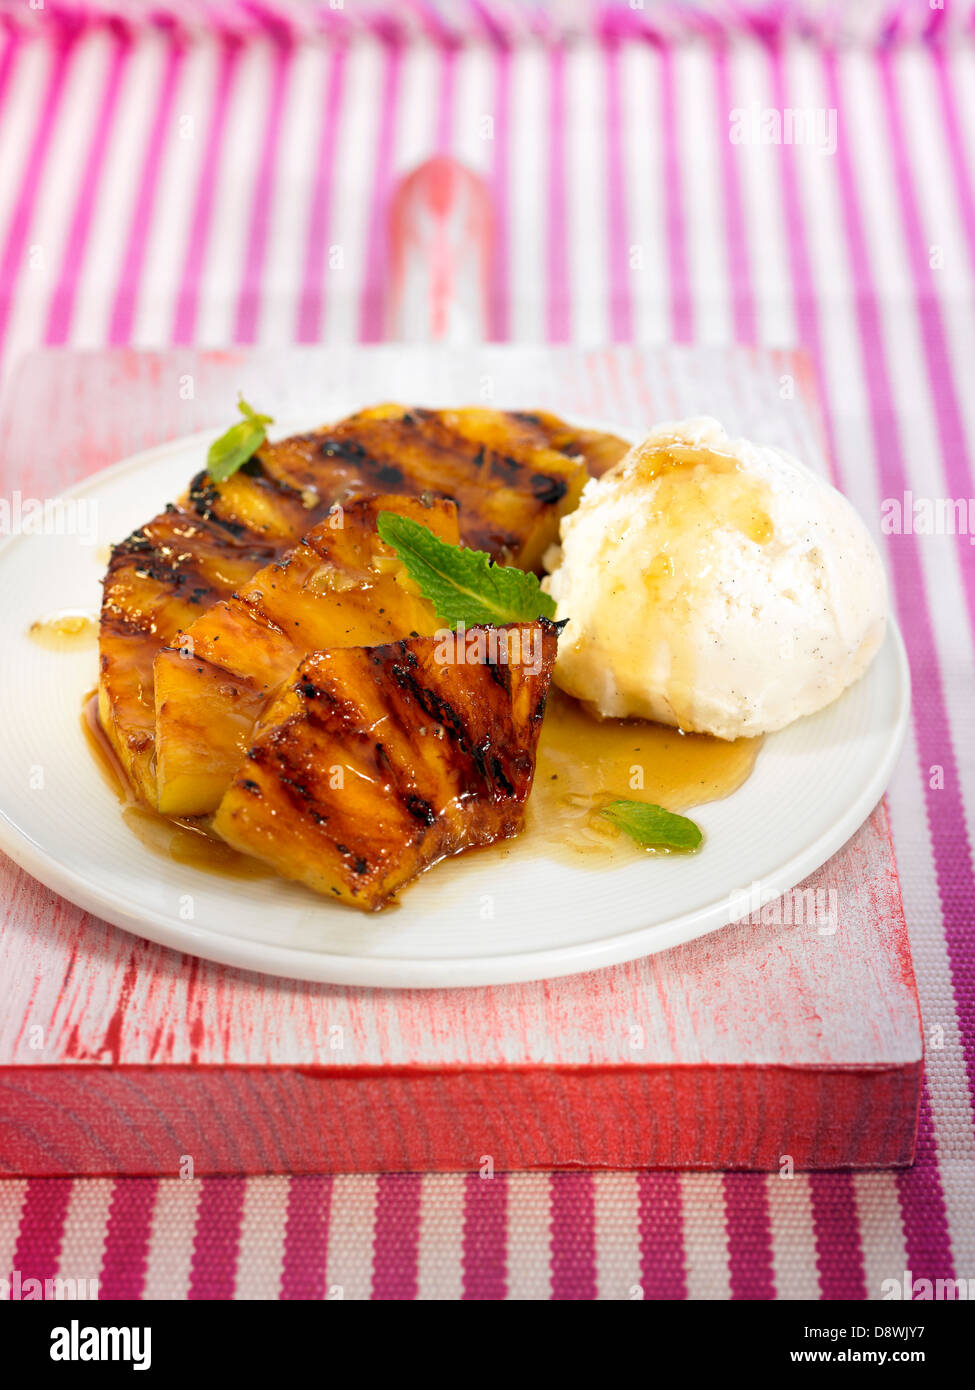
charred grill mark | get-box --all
[373,462,404,488]
[262,730,329,817]
[246,464,312,509]
[487,660,510,692]
[389,661,468,748]
[297,688,367,748]
[529,472,569,503]
[101,606,154,638]
[163,517,280,561]
[454,721,509,803]
[320,432,426,492]
[272,767,328,823]
[279,772,313,800]
[110,517,280,602]
[106,545,227,622]
[468,735,491,787]
[367,739,439,836]
[319,437,373,464]
[188,472,230,525]
[405,795,436,826]
[293,673,364,724]
[187,470,310,540]
[112,530,154,557]
[331,417,538,497]
[258,731,380,883]
[497,454,527,478]
[120,551,209,589]
[489,754,516,797]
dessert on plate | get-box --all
[543,416,887,737]
[92,403,887,910]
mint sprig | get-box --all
[206,396,274,482]
[376,511,556,627]
[600,800,703,853]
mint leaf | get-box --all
[207,396,274,482]
[600,800,703,853]
[376,510,557,626]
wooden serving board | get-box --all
[0,347,922,1174]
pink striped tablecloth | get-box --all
[0,1,974,1299]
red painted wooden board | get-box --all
[0,347,922,1175]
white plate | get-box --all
[0,423,910,988]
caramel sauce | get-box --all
[81,692,271,880]
[640,442,774,546]
[120,805,272,879]
[520,689,761,863]
[81,691,131,803]
[30,610,98,650]
[83,685,762,887]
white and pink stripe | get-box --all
[0,14,973,1299]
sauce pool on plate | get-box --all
[81,692,271,881]
[521,690,761,862]
[29,610,98,650]
[80,687,761,881]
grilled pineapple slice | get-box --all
[99,406,624,803]
[521,410,631,478]
[99,457,346,803]
[312,405,596,570]
[213,621,559,911]
[153,494,459,817]
[99,509,305,805]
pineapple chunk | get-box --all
[213,621,559,910]
[516,410,631,478]
[314,405,593,570]
[99,405,625,803]
[153,495,459,818]
[99,508,293,804]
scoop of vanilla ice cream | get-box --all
[542,416,887,738]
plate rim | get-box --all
[0,420,911,989]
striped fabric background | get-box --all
[0,2,974,1298]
